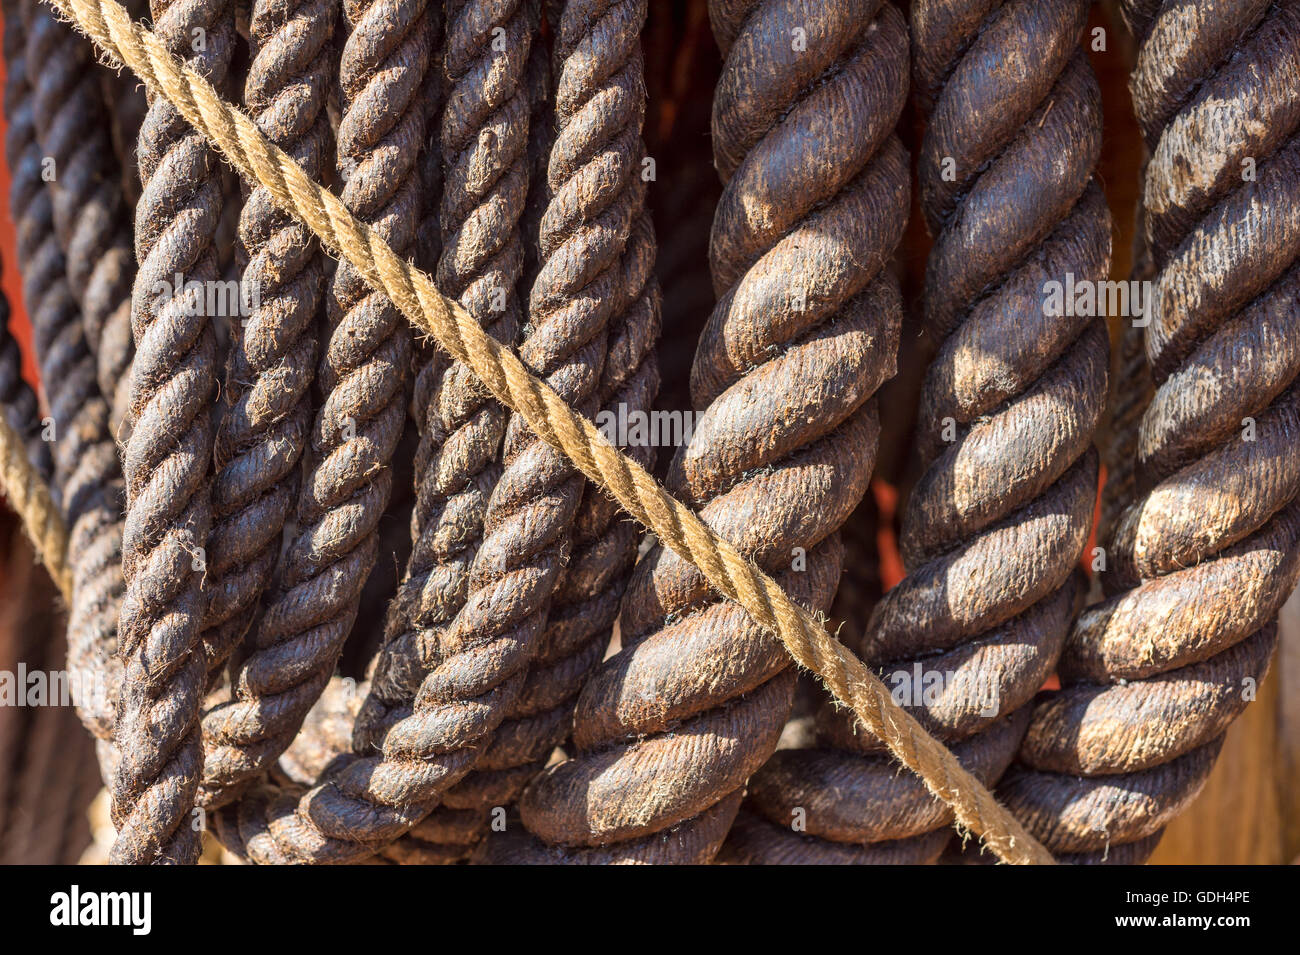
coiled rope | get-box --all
[39,0,1056,864]
[999,0,1300,864]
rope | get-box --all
[45,0,1056,865]
[728,0,1110,864]
[999,0,1300,864]
[0,413,72,599]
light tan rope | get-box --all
[0,412,71,600]
[42,0,1057,865]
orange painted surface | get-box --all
[0,22,40,395]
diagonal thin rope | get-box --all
[43,0,1057,866]
[0,412,71,599]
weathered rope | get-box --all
[110,0,234,865]
[428,0,662,864]
[503,0,907,863]
[194,0,336,806]
[46,0,1056,864]
[999,0,1300,864]
[5,0,124,755]
[354,0,534,865]
[0,406,71,599]
[726,0,1111,864]
[24,0,136,433]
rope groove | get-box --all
[43,0,1057,864]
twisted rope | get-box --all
[198,0,428,809]
[110,0,234,864]
[504,0,907,863]
[0,258,51,485]
[424,0,662,865]
[0,413,70,600]
[24,0,135,432]
[999,0,1300,864]
[46,0,1056,864]
[194,0,335,800]
[354,0,534,865]
[727,0,1111,864]
[6,0,124,756]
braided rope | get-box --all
[110,0,234,864]
[44,0,1056,864]
[194,0,337,806]
[999,0,1300,864]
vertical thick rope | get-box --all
[25,0,136,433]
[500,0,906,863]
[5,0,124,760]
[0,261,51,485]
[999,0,1300,864]
[720,0,1111,864]
[414,0,661,864]
[111,0,234,864]
[198,0,428,808]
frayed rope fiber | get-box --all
[38,0,1057,865]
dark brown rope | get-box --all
[195,0,337,806]
[200,0,430,811]
[111,0,235,864]
[4,0,124,765]
[408,0,661,863]
[999,0,1300,864]
[726,0,1111,863]
[25,0,136,434]
[494,0,905,864]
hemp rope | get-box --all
[999,0,1300,864]
[350,0,534,865]
[198,0,430,809]
[0,410,71,601]
[426,0,663,865]
[110,0,235,864]
[498,0,905,862]
[5,0,125,757]
[193,0,335,800]
[0,260,51,487]
[44,0,1056,864]
[726,0,1111,864]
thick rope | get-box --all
[110,0,234,865]
[194,0,337,807]
[45,0,1055,865]
[726,0,1111,864]
[999,0,1300,864]
[425,0,661,865]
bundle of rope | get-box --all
[721,0,1111,865]
[999,0,1300,864]
[9,0,1090,865]
[4,0,125,778]
[480,0,908,863]
[394,0,662,865]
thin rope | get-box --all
[42,0,1057,865]
[0,412,72,599]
